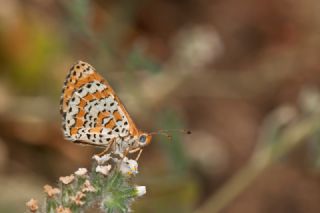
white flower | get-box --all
[135,186,146,197]
[119,157,138,176]
[93,154,111,164]
[75,168,88,176]
[96,165,112,175]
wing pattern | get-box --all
[60,61,132,146]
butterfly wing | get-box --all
[60,61,139,146]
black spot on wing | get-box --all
[86,134,91,139]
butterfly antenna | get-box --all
[157,129,192,134]
[160,132,173,141]
[149,129,191,142]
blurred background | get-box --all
[1,0,320,212]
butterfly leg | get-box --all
[97,139,115,156]
[128,148,143,161]
[135,149,143,161]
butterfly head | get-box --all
[137,132,152,147]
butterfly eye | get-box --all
[139,135,147,143]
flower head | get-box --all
[135,186,146,197]
[96,165,112,176]
[71,191,86,206]
[43,184,60,197]
[59,175,75,185]
[119,157,138,176]
[93,154,111,164]
[26,198,38,212]
[82,180,96,193]
[75,168,88,176]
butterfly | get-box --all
[60,61,152,159]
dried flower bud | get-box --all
[135,186,146,197]
[82,180,96,193]
[59,175,75,185]
[26,198,38,212]
[96,165,112,176]
[71,191,86,206]
[43,184,60,197]
[56,206,72,213]
[75,168,88,176]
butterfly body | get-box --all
[60,61,152,155]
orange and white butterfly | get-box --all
[60,61,151,158]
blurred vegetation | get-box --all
[1,0,320,212]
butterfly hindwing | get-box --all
[60,61,134,146]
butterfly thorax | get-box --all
[112,134,136,153]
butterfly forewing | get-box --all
[60,61,138,146]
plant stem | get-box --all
[194,114,320,213]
